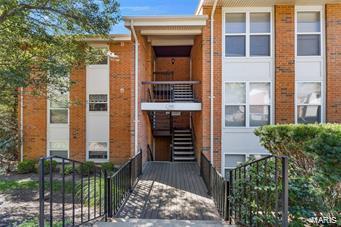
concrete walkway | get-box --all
[116,162,221,221]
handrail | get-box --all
[142,80,200,85]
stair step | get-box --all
[174,138,192,141]
[173,146,194,150]
[173,142,192,145]
[174,129,191,132]
[174,151,195,155]
[173,156,196,161]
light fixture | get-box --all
[171,58,175,65]
[107,50,120,61]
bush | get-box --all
[43,160,58,174]
[101,162,115,173]
[77,161,95,175]
[17,160,36,174]
[60,164,74,175]
[254,124,341,225]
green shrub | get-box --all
[77,161,95,175]
[101,162,115,173]
[17,160,36,174]
[254,124,341,225]
[60,164,74,175]
[43,160,58,174]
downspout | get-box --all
[20,87,24,161]
[131,20,139,155]
[210,0,218,166]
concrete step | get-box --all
[173,146,194,150]
[173,142,193,145]
[174,133,191,136]
[95,218,229,227]
[173,137,192,141]
[173,156,196,161]
[174,151,195,155]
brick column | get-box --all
[326,4,341,123]
[69,65,86,161]
[275,5,295,123]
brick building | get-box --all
[19,0,341,177]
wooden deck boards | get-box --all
[116,162,221,221]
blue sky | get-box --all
[112,0,198,34]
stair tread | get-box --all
[173,156,196,160]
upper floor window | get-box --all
[89,94,108,111]
[88,142,108,160]
[90,47,108,65]
[225,11,271,57]
[49,141,68,160]
[225,82,271,127]
[49,93,68,124]
[296,82,321,123]
[297,11,321,56]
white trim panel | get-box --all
[141,102,202,111]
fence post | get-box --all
[129,160,133,192]
[207,163,212,195]
[39,158,45,227]
[229,170,233,225]
[282,157,288,227]
[224,180,230,221]
[104,171,113,219]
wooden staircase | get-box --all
[172,128,195,161]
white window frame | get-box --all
[88,46,109,66]
[295,6,323,58]
[295,81,323,124]
[223,7,273,59]
[48,141,69,162]
[87,141,109,162]
[223,81,273,128]
[88,94,108,112]
[48,93,69,126]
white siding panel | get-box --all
[296,61,322,81]
[48,127,69,141]
[222,131,267,154]
[223,61,272,81]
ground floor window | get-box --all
[48,141,69,160]
[224,82,271,127]
[88,142,108,161]
[296,82,322,124]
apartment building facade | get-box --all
[19,0,341,177]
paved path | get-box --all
[116,162,221,221]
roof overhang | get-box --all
[123,15,208,36]
[196,0,341,14]
[81,34,131,43]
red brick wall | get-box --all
[155,57,190,81]
[69,65,86,161]
[109,41,135,164]
[275,5,295,123]
[326,4,341,123]
[200,6,223,170]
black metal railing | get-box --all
[200,152,288,227]
[142,81,199,102]
[39,151,143,226]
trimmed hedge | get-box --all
[17,160,36,174]
[255,124,341,226]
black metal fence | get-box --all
[200,152,288,227]
[39,151,143,226]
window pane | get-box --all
[89,94,107,103]
[50,94,68,108]
[250,83,270,105]
[297,105,321,123]
[89,103,108,111]
[89,151,108,159]
[297,12,320,33]
[225,83,246,104]
[250,105,270,127]
[250,13,270,33]
[50,109,68,124]
[225,36,246,57]
[91,47,108,65]
[50,150,68,159]
[297,34,320,56]
[225,13,246,33]
[250,35,270,56]
[297,82,321,104]
[49,142,68,150]
[225,106,246,127]
[89,142,107,151]
[225,154,246,168]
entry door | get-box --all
[155,136,171,161]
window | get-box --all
[225,11,271,57]
[89,94,108,111]
[91,47,108,65]
[297,82,321,123]
[297,11,321,56]
[49,142,68,160]
[49,93,68,124]
[88,142,108,160]
[225,82,271,127]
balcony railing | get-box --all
[142,81,200,102]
